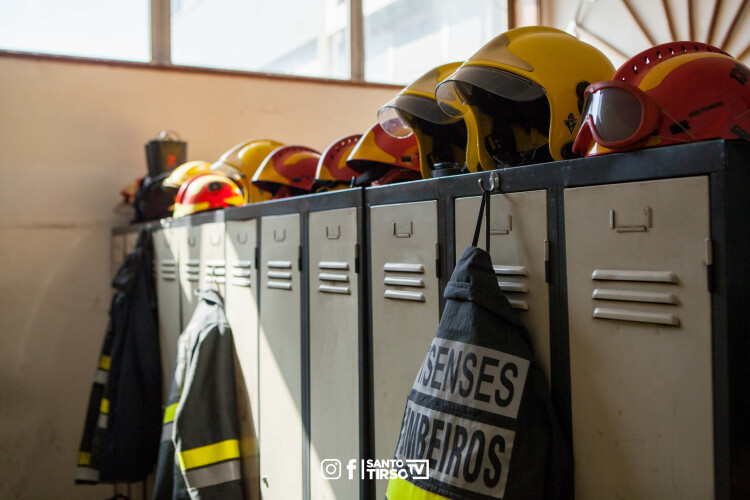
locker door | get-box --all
[199,222,227,298]
[153,228,182,396]
[225,220,260,499]
[178,225,201,327]
[564,176,713,498]
[111,233,126,278]
[308,208,359,500]
[370,200,439,500]
[454,191,551,382]
[259,214,303,500]
[124,231,139,254]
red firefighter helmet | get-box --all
[313,134,363,191]
[573,42,750,156]
[172,173,244,218]
[345,123,421,185]
[251,145,321,199]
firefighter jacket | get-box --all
[153,289,244,500]
[76,229,163,484]
[386,246,571,499]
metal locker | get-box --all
[259,214,303,500]
[225,219,260,498]
[111,233,126,278]
[370,200,440,500]
[454,191,551,382]
[153,227,182,397]
[564,176,713,498]
[178,225,201,328]
[124,230,139,254]
[199,222,227,297]
[308,208,359,500]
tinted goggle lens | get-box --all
[584,87,644,143]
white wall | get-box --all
[0,55,398,499]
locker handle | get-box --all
[609,207,652,232]
[274,229,286,242]
[489,214,512,235]
[236,232,248,244]
[188,236,197,246]
[210,234,221,245]
[326,225,340,240]
[393,221,413,238]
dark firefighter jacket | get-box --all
[153,289,243,500]
[76,228,163,484]
[386,246,571,500]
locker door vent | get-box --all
[229,260,252,288]
[267,260,293,291]
[591,269,681,326]
[495,266,529,311]
[383,262,426,302]
[204,260,227,285]
[160,259,176,282]
[317,261,351,295]
[185,259,200,283]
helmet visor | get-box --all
[582,87,644,143]
[379,94,459,138]
[437,65,545,117]
[378,106,414,138]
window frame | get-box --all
[0,0,533,85]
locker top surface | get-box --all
[112,140,750,232]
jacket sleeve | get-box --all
[153,337,190,500]
[173,322,243,499]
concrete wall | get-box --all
[0,55,397,499]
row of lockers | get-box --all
[112,140,750,499]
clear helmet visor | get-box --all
[379,94,461,138]
[377,106,414,138]
[437,65,546,117]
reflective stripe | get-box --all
[161,422,173,443]
[386,476,446,500]
[163,403,178,423]
[183,459,241,490]
[94,369,108,385]
[100,398,109,414]
[98,355,111,370]
[78,452,91,466]
[178,439,241,471]
[97,413,108,429]
[75,466,99,482]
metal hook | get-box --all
[478,171,500,193]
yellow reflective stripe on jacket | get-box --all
[163,403,178,424]
[178,439,241,471]
[98,355,111,370]
[78,452,91,466]
[100,398,110,414]
[387,477,446,500]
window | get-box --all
[1,0,511,85]
[0,0,150,62]
[171,0,350,79]
[363,0,509,84]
